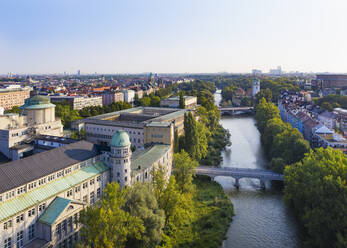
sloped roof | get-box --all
[39,197,71,225]
[0,140,97,194]
[0,162,108,222]
[315,125,334,134]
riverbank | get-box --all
[190,175,234,248]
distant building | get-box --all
[0,95,63,160]
[252,69,262,75]
[49,96,103,110]
[122,89,135,103]
[252,78,260,97]
[101,92,124,106]
[269,66,282,75]
[160,96,197,109]
[315,74,347,89]
[0,85,31,110]
[71,106,187,149]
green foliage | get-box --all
[183,112,208,161]
[56,101,131,128]
[78,182,144,248]
[173,151,198,194]
[55,102,81,128]
[284,148,347,248]
[315,95,347,110]
[4,105,21,114]
[70,129,86,140]
[221,85,237,102]
[124,183,165,248]
[255,88,272,104]
[255,98,310,173]
[179,91,185,109]
[255,98,280,133]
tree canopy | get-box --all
[284,148,347,248]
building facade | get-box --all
[160,96,197,109]
[49,96,103,110]
[101,92,124,106]
[0,86,31,110]
[252,78,260,97]
[0,95,64,160]
[0,130,172,248]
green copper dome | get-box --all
[110,130,131,147]
[21,95,55,110]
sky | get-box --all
[1,0,347,74]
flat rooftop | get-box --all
[78,107,187,127]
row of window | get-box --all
[0,158,98,203]
[3,224,34,248]
[86,126,142,136]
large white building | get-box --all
[0,95,64,160]
[122,89,135,103]
[0,131,172,248]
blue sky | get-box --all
[1,0,347,74]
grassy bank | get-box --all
[188,175,234,248]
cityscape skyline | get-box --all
[1,0,347,74]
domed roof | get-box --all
[21,95,55,109]
[110,130,131,147]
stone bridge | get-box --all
[218,107,254,115]
[195,166,283,189]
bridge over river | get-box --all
[195,166,283,189]
[218,106,254,115]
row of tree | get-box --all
[55,101,132,128]
[255,97,347,247]
[78,151,234,248]
[255,98,310,173]
[315,95,347,111]
[176,80,231,165]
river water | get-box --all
[214,91,302,248]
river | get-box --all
[214,91,302,248]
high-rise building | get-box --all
[77,70,80,76]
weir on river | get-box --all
[214,90,301,248]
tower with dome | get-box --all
[103,130,172,188]
[252,78,260,97]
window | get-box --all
[90,192,95,204]
[96,176,101,182]
[75,186,81,193]
[0,195,2,202]
[28,208,35,217]
[68,216,73,230]
[39,203,46,212]
[124,169,127,173]
[4,237,11,248]
[16,214,24,223]
[56,223,61,239]
[82,182,88,189]
[17,186,26,195]
[74,213,78,228]
[17,231,24,248]
[62,220,67,232]
[65,168,72,174]
[28,224,35,240]
[83,195,87,203]
[97,188,101,198]
[90,179,95,185]
[3,220,12,230]
[125,176,127,182]
[67,190,73,197]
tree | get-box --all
[139,96,151,106]
[255,88,272,104]
[179,91,185,109]
[5,105,20,114]
[255,98,280,134]
[183,112,208,160]
[173,151,198,194]
[284,148,347,247]
[78,183,144,248]
[150,95,160,107]
[124,183,165,248]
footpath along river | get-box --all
[213,91,302,248]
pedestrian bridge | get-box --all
[195,166,283,189]
[218,107,254,115]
